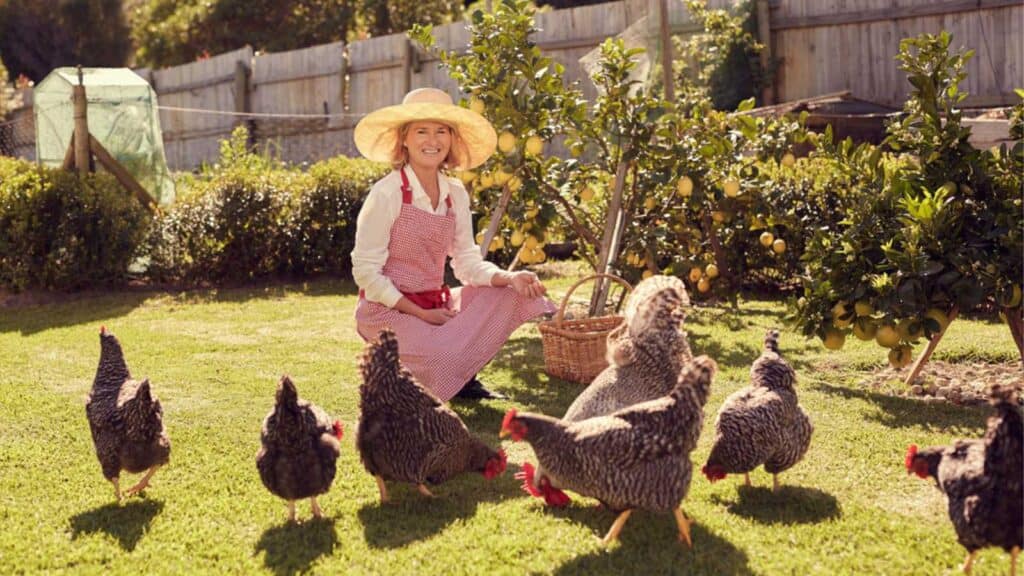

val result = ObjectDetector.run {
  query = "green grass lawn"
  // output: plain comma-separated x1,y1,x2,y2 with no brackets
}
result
0,275,1018,575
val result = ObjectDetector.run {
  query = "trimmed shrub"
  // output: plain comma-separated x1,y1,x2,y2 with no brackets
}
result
0,156,150,291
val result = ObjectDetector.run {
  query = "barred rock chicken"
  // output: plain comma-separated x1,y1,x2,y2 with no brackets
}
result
86,327,171,501
905,385,1023,575
563,274,692,422
356,329,507,502
503,356,717,545
256,376,343,522
702,329,812,491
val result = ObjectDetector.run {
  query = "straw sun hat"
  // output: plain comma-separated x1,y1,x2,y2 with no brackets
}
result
354,88,497,170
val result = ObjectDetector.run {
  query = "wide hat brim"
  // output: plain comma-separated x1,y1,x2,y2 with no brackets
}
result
354,102,497,170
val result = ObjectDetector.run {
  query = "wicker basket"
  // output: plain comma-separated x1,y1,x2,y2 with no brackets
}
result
538,273,633,385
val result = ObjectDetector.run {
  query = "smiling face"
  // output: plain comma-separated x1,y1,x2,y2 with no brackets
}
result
402,121,454,172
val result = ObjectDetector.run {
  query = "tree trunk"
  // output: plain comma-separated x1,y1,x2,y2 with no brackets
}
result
903,306,959,386
1004,306,1024,363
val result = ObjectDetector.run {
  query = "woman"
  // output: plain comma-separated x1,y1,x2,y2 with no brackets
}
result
351,87,555,401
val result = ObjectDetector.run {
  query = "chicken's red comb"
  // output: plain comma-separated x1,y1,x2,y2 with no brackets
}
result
514,462,544,498
701,464,727,482
501,408,518,433
100,325,107,335
904,444,918,471
333,420,344,440
543,486,571,508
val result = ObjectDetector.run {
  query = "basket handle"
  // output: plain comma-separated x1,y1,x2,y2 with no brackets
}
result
553,273,633,326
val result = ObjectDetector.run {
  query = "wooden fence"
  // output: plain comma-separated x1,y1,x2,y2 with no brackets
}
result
3,0,1021,171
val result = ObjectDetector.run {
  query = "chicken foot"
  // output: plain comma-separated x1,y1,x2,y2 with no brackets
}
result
311,496,323,519
124,465,161,498
674,508,693,547
286,500,297,523
962,550,976,575
600,509,633,545
417,484,436,498
110,477,122,502
772,474,779,492
744,473,751,486
1011,546,1019,576
375,476,390,503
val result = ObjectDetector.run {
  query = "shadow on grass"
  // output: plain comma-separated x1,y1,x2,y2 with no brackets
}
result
68,498,164,551
357,471,523,549
254,517,338,576
817,383,988,433
711,484,841,525
486,335,586,418
549,506,752,575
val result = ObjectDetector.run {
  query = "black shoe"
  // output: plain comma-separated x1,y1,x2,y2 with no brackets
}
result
454,377,508,400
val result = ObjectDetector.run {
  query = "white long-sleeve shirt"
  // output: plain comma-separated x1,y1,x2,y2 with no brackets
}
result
351,168,502,308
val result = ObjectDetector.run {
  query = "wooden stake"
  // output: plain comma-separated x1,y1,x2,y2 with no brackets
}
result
659,0,674,102
590,156,630,316
1005,306,1024,362
61,132,76,171
480,178,514,258
72,67,90,173
755,0,775,105
89,135,156,212
904,306,959,386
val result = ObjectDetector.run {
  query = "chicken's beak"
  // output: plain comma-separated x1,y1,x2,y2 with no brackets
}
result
499,428,510,439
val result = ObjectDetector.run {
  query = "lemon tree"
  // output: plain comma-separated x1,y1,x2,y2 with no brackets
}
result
793,32,1024,368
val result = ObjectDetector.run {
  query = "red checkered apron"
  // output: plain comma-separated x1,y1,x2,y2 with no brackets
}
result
355,168,556,401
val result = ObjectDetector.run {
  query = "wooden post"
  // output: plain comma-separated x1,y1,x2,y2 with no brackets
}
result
89,135,156,211
659,0,674,101
61,132,76,170
590,156,630,316
480,179,513,258
755,0,775,105
338,48,348,127
234,60,252,145
903,307,959,386
1005,307,1024,361
72,66,90,173
402,38,413,95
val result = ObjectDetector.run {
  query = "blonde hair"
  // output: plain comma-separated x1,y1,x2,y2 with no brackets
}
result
390,122,465,171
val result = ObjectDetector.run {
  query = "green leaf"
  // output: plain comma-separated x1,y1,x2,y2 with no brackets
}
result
736,97,756,112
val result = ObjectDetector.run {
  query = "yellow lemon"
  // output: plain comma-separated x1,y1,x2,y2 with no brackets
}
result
1009,285,1023,308
510,230,525,247
853,318,877,341
896,318,923,341
854,300,874,316
479,173,495,189
524,136,544,156
488,237,504,252
524,235,539,250
697,277,711,293
494,170,512,186
889,345,914,368
875,324,900,348
823,329,845,351
705,264,719,279
781,152,796,167
772,239,786,254
580,186,594,202
924,308,950,332
508,176,522,192
723,179,740,198
525,207,539,219
759,231,774,247
469,97,485,115
688,267,703,283
832,301,849,319
677,176,694,198
644,197,656,211
531,247,547,263
712,211,726,223
497,132,517,154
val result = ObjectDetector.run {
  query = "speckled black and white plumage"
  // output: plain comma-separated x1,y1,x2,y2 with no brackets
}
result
86,329,171,484
509,356,715,512
909,386,1022,558
256,376,341,503
562,274,692,423
356,329,503,488
703,329,812,482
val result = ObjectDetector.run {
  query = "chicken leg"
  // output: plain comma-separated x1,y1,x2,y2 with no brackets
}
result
962,550,977,575
1011,546,1019,576
744,473,751,486
417,484,435,498
286,500,297,523
311,497,323,519
600,509,633,545
772,474,779,492
375,476,390,503
124,465,161,498
673,508,693,547
111,477,122,502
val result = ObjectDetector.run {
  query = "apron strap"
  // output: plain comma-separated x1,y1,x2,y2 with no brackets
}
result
399,167,413,204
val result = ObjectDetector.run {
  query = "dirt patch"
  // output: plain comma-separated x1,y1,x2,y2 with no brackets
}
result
859,360,1023,405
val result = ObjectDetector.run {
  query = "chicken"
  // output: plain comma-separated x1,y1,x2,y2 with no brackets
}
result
563,274,692,422
702,329,812,491
86,326,171,501
905,385,1023,575
502,356,717,546
356,329,507,503
256,376,343,522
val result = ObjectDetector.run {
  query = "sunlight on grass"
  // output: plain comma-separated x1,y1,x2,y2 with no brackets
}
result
0,276,1017,574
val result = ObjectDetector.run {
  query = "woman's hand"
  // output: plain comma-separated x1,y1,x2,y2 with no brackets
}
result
419,307,457,325
508,271,547,299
